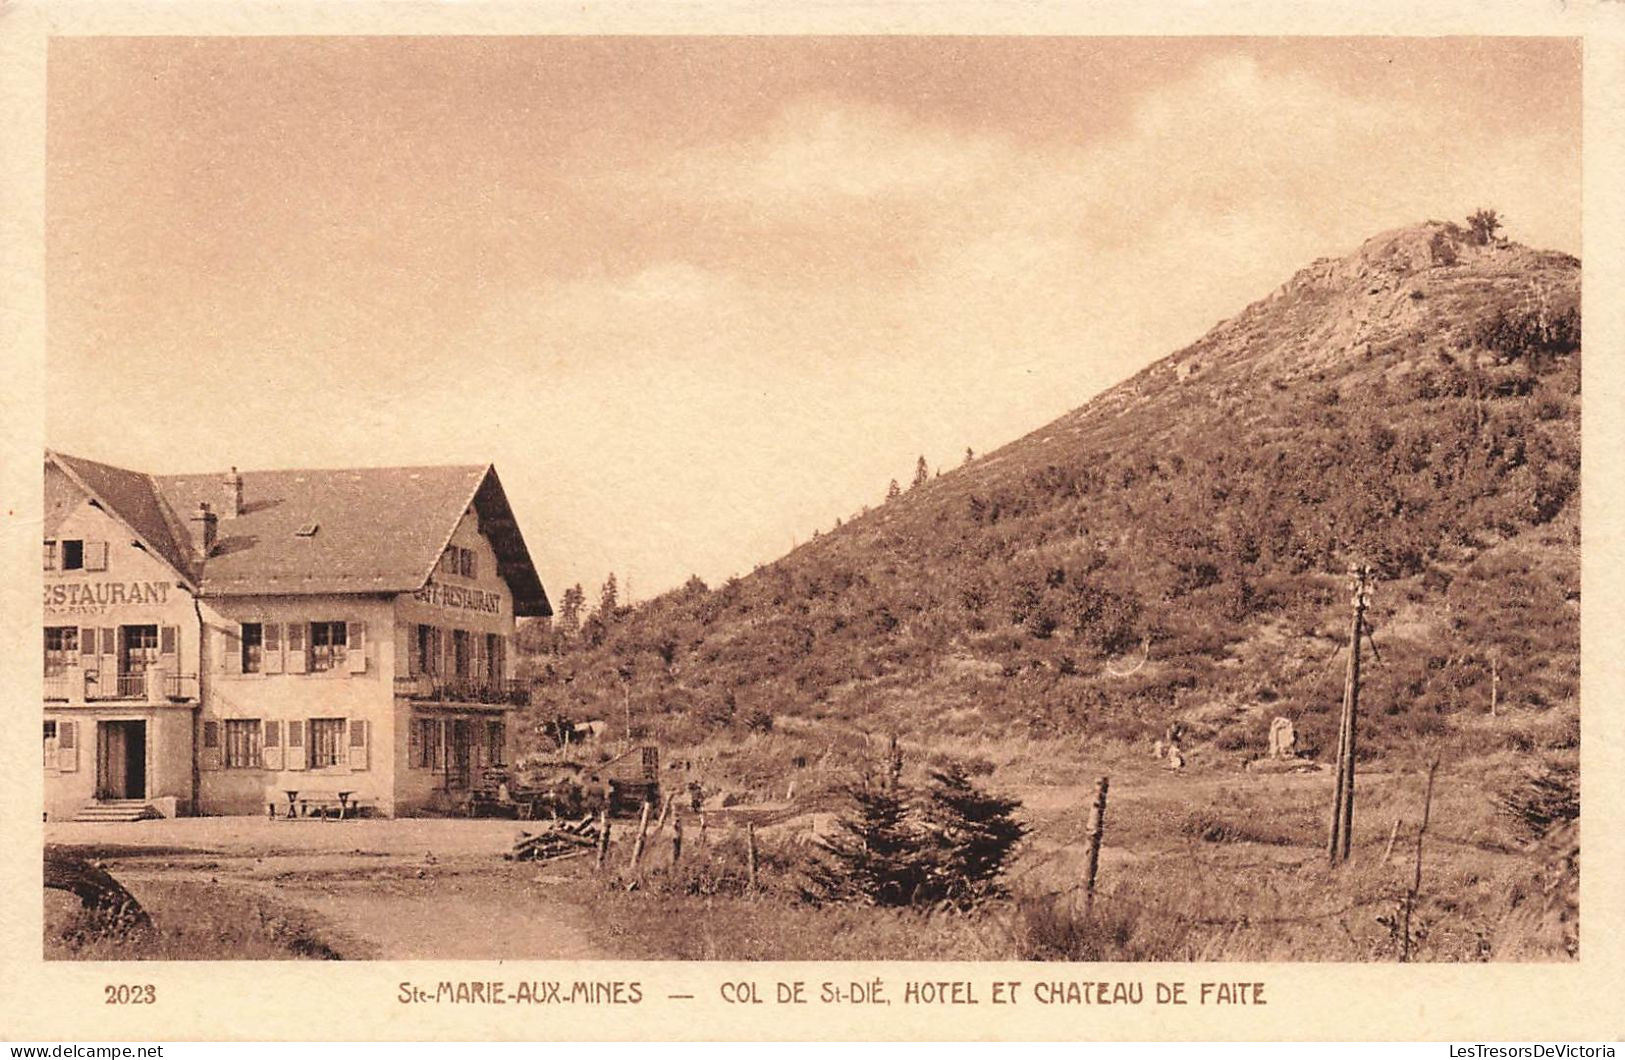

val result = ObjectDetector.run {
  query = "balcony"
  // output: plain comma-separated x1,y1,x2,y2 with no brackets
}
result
395,674,530,707
44,668,198,705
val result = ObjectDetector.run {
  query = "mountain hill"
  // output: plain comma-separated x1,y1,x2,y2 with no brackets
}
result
519,221,1580,769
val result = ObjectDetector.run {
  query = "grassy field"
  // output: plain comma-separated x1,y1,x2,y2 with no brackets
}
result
563,737,1575,963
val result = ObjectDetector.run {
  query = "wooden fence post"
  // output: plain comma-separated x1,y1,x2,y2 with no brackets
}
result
629,800,652,869
1381,817,1402,865
746,821,759,891
1400,759,1439,962
699,811,708,849
1082,775,1110,917
594,808,611,871
672,812,683,864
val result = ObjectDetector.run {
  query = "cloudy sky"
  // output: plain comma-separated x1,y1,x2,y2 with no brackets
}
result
46,36,1580,601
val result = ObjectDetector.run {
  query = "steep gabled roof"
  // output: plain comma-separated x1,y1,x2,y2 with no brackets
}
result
43,451,552,617
46,450,198,583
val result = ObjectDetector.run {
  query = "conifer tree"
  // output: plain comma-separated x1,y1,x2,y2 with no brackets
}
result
912,455,930,489
886,479,902,501
558,584,586,633
598,572,619,617
919,765,1028,909
802,779,926,907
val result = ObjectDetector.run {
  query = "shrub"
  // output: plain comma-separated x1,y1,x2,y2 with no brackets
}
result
1178,811,1292,846
1495,758,1578,843
1013,890,1195,961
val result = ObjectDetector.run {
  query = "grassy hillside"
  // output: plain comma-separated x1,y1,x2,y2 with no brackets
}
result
517,221,1580,779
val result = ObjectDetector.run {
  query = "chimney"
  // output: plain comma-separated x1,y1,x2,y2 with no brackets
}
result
189,502,219,559
222,467,244,517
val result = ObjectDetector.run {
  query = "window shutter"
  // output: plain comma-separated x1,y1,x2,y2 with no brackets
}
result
472,634,485,683
347,622,368,674
79,627,95,664
160,625,178,665
286,623,308,674
200,720,221,770
56,721,78,772
98,627,116,685
348,719,369,769
404,625,419,677
224,624,242,674
286,720,307,770
85,541,109,571
44,541,56,570
408,719,423,768
263,623,284,674
262,720,284,771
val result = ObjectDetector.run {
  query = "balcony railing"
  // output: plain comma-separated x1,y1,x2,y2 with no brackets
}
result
47,669,199,704
395,674,530,707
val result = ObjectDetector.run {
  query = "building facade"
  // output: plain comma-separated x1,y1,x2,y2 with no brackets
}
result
43,451,551,820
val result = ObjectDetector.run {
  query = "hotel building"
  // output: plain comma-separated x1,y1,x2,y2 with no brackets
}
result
42,450,551,820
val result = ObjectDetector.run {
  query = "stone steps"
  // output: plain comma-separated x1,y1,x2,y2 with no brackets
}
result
71,801,162,823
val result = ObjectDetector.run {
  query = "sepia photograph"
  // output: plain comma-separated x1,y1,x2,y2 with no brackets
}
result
34,30,1584,975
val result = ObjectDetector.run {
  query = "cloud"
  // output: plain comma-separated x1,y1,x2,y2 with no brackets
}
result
628,96,1007,208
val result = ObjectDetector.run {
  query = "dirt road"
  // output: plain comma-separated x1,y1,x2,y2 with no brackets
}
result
48,818,604,960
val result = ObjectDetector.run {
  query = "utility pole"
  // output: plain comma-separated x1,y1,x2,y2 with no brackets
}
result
1328,563,1373,864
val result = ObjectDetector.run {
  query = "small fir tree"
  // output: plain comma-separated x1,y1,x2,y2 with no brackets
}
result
886,479,902,501
918,766,1028,909
803,779,926,907
598,572,619,616
912,455,930,489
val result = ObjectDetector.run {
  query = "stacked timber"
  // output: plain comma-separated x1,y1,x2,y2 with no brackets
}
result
507,816,600,862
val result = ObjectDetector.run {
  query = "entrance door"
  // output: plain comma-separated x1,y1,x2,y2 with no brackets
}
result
95,721,147,800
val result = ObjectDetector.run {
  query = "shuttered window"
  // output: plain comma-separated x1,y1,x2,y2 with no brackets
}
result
410,718,442,770
224,719,263,768
84,541,108,571
308,718,345,768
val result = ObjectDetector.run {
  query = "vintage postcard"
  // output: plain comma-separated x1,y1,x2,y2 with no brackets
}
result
1,0,1622,1043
